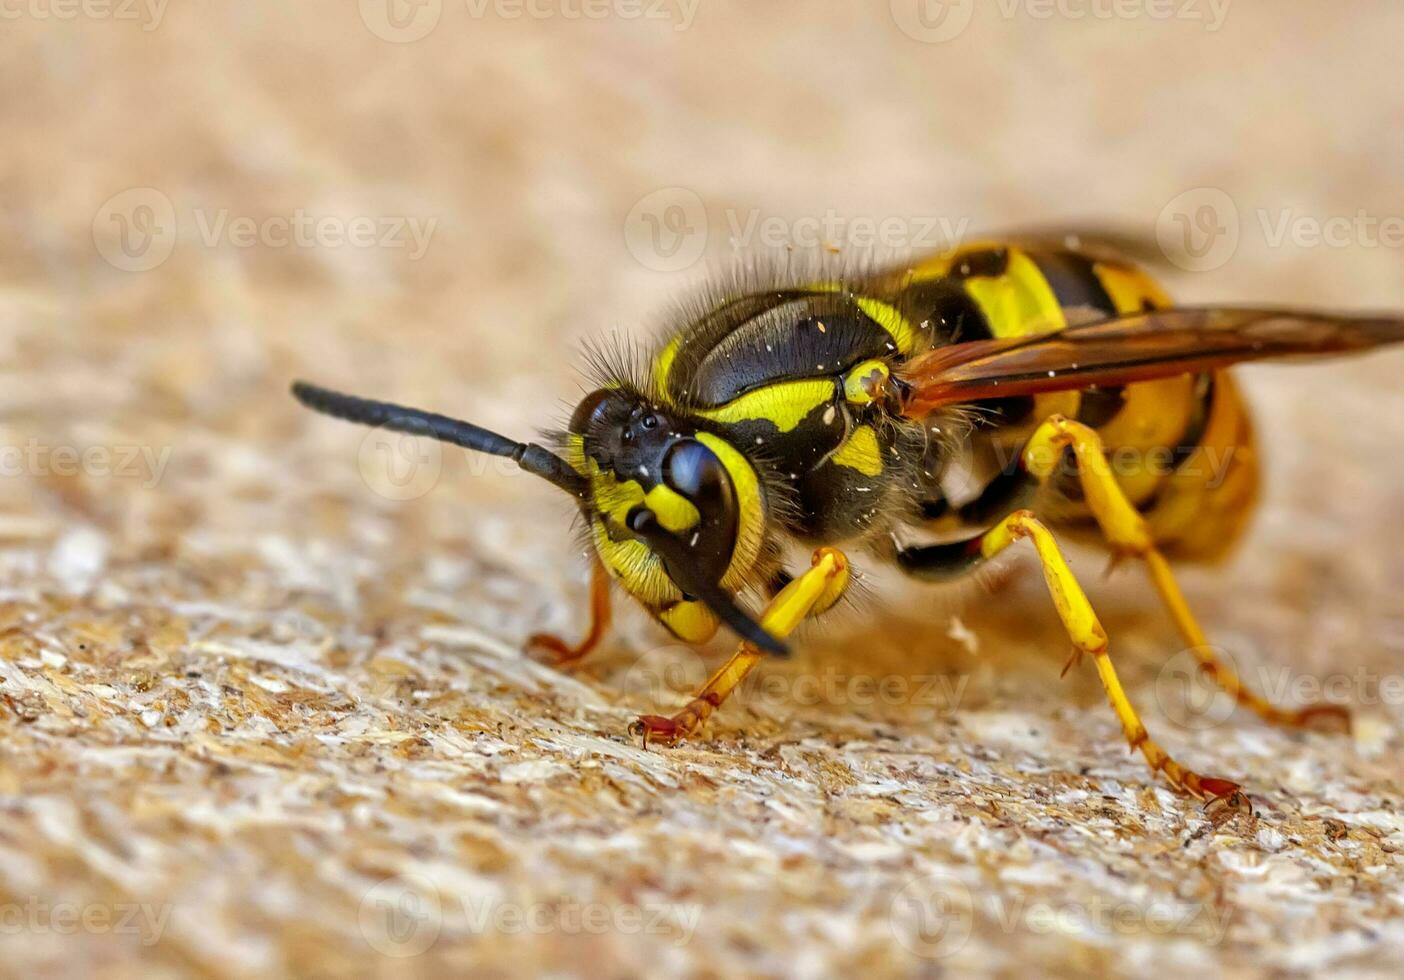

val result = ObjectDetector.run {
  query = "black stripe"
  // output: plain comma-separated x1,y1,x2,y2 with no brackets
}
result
1030,250,1118,319
902,277,994,344
1076,385,1127,428
949,247,1010,280
1169,374,1217,472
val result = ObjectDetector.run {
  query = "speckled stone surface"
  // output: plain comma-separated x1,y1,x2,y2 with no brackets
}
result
2,3,1403,977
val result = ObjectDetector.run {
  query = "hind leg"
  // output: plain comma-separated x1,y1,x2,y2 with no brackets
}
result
1023,414,1349,731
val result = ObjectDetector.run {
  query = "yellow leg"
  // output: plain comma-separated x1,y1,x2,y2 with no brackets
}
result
629,547,850,746
1024,415,1349,732
983,510,1249,809
527,560,613,666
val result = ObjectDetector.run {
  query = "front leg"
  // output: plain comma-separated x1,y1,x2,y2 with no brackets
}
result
527,559,612,666
630,547,849,746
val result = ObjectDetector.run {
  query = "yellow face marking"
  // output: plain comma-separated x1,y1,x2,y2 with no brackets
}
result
843,359,889,406
589,522,677,606
643,483,700,534
658,600,719,644
696,379,835,432
961,248,1066,338
829,425,883,477
694,431,764,591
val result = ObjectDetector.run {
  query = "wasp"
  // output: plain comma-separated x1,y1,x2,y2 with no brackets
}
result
292,238,1404,810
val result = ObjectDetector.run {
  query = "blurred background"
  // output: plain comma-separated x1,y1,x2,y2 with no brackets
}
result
2,2,1403,977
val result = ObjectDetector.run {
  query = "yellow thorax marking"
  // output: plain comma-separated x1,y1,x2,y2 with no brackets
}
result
653,335,682,392
855,297,920,354
843,359,890,406
807,281,921,355
696,379,835,432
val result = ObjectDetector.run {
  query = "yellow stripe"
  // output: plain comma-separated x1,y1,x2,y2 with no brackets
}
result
695,431,764,590
653,336,682,393
802,283,921,355
696,379,834,432
1093,261,1173,314
904,239,1010,281
962,248,1066,338
855,297,920,355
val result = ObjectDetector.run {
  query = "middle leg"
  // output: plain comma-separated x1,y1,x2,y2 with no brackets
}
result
630,547,849,746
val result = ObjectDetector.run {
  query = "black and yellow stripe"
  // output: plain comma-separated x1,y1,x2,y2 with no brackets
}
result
897,241,1257,559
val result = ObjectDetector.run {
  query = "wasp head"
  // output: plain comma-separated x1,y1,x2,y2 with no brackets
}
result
566,387,781,653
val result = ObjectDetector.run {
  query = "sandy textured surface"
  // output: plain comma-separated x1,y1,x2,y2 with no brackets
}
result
2,2,1404,977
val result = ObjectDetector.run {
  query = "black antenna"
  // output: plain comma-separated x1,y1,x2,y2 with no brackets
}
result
291,381,587,499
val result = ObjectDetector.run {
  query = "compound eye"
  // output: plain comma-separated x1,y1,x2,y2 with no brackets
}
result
568,388,619,434
663,439,728,503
